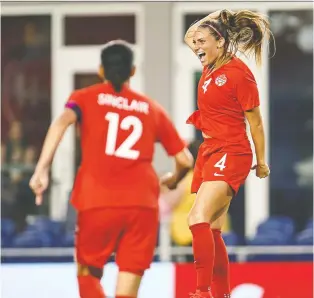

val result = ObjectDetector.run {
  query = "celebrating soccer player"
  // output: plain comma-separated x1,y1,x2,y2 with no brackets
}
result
184,9,272,298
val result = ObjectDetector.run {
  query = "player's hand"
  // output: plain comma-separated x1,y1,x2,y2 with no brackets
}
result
160,172,177,190
29,168,49,206
251,163,270,179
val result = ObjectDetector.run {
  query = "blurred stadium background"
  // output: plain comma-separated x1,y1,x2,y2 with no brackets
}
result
1,1,313,297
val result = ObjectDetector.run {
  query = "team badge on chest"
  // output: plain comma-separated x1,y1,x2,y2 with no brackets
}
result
215,74,227,86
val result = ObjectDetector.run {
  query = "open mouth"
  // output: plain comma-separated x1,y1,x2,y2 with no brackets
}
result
197,52,206,63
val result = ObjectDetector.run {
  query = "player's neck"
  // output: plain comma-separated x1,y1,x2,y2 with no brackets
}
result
206,53,233,76
103,80,130,88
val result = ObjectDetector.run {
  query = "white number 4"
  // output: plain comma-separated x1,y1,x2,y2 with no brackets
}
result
202,78,212,94
105,112,143,160
214,153,227,171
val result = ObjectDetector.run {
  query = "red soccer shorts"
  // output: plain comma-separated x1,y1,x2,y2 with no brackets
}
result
191,138,253,195
75,207,159,275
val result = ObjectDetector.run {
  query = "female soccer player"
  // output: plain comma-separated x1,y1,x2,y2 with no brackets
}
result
184,9,272,298
29,40,193,298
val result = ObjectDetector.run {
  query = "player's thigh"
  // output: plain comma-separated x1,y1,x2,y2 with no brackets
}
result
191,143,206,193
116,207,159,275
210,202,230,230
188,181,233,226
188,152,252,226
203,151,252,194
75,208,124,269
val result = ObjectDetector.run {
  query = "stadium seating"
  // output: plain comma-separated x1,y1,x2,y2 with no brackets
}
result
247,216,295,246
63,231,75,247
1,218,16,248
1,216,313,250
3,217,65,248
295,218,313,245
12,230,54,248
222,232,239,246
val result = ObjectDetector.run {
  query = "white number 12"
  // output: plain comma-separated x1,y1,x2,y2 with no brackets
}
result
105,112,143,160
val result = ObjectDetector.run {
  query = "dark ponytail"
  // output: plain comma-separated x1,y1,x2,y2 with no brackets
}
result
101,40,133,92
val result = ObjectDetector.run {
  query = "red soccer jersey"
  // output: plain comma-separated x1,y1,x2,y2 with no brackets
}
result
65,83,186,211
186,56,260,143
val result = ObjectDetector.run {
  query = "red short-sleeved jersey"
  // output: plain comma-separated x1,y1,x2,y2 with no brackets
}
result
186,56,260,143
65,83,186,211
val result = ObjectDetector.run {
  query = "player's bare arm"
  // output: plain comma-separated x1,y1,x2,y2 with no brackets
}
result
184,10,222,50
29,108,77,205
245,106,270,179
160,147,194,190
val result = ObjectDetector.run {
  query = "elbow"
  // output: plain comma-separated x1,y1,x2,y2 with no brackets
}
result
184,29,190,40
184,29,195,46
184,35,189,45
182,158,194,170
249,123,264,139
250,122,263,132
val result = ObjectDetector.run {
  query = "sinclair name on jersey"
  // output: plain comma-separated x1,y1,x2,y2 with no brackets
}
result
98,93,149,115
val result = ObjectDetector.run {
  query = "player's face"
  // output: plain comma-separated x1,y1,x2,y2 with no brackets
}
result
193,27,221,66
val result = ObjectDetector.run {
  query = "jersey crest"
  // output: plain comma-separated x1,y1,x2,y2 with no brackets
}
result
215,74,227,86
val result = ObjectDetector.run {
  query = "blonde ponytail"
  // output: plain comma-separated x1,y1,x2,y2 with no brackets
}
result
199,9,275,68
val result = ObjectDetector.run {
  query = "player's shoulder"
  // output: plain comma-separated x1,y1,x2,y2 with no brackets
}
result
70,83,104,99
126,88,164,113
224,56,255,82
147,97,169,116
126,88,151,103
